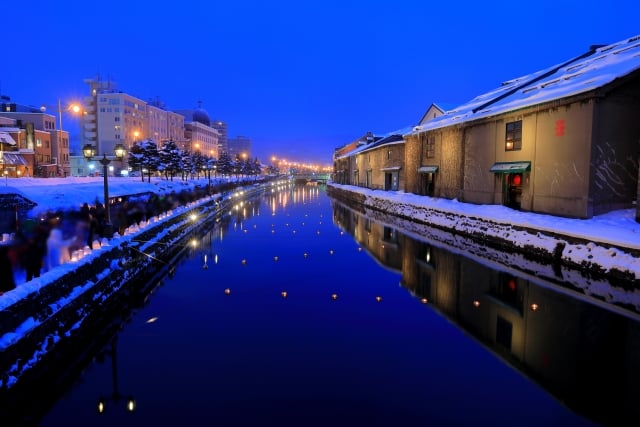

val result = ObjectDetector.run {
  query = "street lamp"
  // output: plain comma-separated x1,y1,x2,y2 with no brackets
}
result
41,100,81,177
83,143,126,238
132,130,140,151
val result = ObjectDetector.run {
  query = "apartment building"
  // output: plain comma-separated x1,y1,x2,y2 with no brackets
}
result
175,106,220,159
0,98,70,177
227,135,252,159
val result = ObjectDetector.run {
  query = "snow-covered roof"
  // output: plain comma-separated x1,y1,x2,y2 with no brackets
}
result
0,131,17,145
335,128,410,160
409,34,640,135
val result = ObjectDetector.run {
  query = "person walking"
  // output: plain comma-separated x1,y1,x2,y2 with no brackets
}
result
0,244,16,294
22,221,50,282
46,228,75,271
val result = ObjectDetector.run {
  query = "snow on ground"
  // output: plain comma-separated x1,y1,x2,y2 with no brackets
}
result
0,175,219,215
330,183,640,250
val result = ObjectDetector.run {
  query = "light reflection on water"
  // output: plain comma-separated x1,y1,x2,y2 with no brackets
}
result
36,184,606,427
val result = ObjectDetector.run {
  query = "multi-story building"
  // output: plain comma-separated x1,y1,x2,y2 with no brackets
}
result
175,105,219,159
77,78,140,176
0,97,70,177
84,78,147,156
211,119,228,155
227,135,252,159
78,77,190,176
147,98,186,147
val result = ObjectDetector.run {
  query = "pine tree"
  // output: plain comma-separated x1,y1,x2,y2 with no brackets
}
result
159,139,182,181
128,142,145,182
139,139,160,183
216,152,233,177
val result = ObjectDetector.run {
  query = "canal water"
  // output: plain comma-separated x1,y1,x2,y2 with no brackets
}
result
28,183,637,426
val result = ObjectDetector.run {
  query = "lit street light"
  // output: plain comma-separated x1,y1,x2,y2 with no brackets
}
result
83,143,126,238
40,100,81,177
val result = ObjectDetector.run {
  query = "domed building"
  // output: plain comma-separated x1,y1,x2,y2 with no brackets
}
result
192,107,211,127
174,102,219,159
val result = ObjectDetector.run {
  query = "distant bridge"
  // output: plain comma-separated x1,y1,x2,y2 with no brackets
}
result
292,173,331,185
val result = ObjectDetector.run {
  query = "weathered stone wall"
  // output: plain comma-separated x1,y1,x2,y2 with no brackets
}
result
327,183,640,284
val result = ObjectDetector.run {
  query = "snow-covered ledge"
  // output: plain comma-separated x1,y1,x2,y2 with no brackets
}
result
327,183,640,283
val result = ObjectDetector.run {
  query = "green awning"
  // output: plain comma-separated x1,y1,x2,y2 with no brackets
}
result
490,161,531,173
418,165,439,173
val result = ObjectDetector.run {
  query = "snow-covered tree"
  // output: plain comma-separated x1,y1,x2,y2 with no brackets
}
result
180,151,193,180
191,151,206,178
130,139,160,183
127,142,145,182
216,152,233,177
159,139,182,181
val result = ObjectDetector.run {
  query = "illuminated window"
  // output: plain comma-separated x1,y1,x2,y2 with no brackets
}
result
505,120,522,151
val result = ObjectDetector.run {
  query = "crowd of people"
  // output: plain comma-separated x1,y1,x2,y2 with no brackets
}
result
0,182,239,294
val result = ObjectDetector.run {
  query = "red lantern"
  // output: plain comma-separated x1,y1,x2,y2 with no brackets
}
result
512,174,522,186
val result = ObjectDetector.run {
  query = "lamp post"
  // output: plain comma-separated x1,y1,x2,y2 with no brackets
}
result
41,100,81,177
83,143,126,238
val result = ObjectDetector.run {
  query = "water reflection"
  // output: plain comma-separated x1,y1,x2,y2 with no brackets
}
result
15,183,612,427
333,200,640,426
96,337,136,415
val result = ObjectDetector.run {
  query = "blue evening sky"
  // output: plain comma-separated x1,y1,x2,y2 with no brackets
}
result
1,0,638,164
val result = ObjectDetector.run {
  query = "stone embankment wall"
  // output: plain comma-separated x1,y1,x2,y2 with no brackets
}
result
0,184,265,394
327,184,640,287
